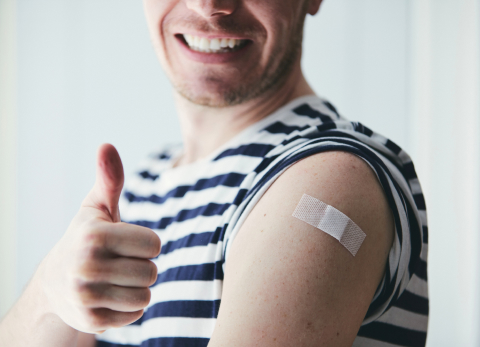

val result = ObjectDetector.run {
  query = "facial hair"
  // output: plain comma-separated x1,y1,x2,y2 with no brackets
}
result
170,9,307,107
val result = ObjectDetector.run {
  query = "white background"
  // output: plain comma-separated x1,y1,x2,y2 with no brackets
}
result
1,0,479,345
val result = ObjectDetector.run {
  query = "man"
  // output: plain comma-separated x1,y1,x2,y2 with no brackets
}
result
0,0,428,346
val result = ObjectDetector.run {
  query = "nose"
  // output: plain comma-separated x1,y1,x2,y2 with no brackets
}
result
185,0,237,18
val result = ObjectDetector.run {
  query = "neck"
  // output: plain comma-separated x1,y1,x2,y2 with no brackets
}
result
173,64,315,166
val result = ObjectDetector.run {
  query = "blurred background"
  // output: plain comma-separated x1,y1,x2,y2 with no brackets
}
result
1,0,479,345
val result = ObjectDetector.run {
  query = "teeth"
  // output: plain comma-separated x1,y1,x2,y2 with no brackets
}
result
199,37,209,50
220,38,229,48
210,38,220,50
183,34,246,53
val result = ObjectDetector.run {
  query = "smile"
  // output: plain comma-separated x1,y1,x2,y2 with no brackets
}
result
182,34,249,54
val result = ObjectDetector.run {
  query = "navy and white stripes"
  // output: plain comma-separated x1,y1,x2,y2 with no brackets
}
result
96,95,428,347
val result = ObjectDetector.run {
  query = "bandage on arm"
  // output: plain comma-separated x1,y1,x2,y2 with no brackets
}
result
292,194,366,256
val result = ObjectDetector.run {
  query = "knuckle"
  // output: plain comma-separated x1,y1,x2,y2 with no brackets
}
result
148,262,158,285
110,310,143,329
128,288,151,308
142,229,161,257
77,234,109,273
137,288,151,307
152,234,161,257
78,291,97,308
73,280,91,298
78,261,107,282
76,282,106,307
79,219,110,251
80,218,101,236
85,308,108,330
82,228,107,249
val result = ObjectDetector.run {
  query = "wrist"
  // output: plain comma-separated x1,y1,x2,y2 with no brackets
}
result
34,257,54,314
0,255,78,347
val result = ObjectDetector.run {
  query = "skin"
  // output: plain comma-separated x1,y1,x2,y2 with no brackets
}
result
145,0,309,107
208,152,393,346
143,0,320,165
0,1,394,346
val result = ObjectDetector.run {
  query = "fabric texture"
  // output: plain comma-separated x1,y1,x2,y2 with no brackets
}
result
96,95,429,347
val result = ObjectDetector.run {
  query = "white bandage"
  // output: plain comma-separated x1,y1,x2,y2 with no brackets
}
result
292,194,366,256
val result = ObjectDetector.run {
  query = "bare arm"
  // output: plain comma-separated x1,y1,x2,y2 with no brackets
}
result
0,270,96,347
0,268,82,346
208,151,394,346
0,144,160,347
0,271,97,347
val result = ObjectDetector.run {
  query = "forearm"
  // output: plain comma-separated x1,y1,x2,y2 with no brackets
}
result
0,262,80,347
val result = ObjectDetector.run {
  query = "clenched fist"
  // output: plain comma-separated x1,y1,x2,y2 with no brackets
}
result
40,144,161,334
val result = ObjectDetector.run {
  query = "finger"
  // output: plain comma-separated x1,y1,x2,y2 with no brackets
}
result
84,143,125,222
90,257,158,287
81,284,151,312
88,308,144,332
105,222,161,258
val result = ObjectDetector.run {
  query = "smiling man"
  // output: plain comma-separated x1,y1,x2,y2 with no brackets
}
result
0,1,429,346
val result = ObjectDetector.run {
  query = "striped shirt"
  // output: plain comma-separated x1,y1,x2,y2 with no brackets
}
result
96,95,429,347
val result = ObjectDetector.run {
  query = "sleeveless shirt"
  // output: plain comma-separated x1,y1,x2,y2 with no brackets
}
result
96,95,429,347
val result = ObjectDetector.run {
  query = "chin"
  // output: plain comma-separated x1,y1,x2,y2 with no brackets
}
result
183,93,243,108
171,47,299,108
183,93,232,107
175,81,257,107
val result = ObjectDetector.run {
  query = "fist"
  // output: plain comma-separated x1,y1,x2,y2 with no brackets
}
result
41,144,161,333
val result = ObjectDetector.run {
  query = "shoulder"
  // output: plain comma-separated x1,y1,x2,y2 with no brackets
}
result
277,151,384,211
251,150,394,251
210,151,395,346
234,151,395,272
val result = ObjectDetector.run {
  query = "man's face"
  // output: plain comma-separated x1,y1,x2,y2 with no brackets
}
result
143,0,311,107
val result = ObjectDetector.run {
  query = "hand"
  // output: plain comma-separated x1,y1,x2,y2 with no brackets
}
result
40,144,161,334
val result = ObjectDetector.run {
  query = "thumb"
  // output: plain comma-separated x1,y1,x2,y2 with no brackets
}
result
86,143,125,222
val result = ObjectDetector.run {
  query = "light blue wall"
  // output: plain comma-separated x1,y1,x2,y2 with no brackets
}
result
304,0,409,150
16,0,180,292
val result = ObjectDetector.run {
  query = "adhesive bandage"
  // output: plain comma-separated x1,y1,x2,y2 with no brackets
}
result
292,194,366,256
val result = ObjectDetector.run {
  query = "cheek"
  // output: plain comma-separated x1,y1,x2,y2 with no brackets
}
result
247,2,304,52
143,0,178,40
142,0,159,26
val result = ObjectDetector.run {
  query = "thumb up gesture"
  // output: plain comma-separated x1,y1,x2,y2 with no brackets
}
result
41,144,161,334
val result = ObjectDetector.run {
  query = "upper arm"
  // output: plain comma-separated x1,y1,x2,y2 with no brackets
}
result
208,151,394,347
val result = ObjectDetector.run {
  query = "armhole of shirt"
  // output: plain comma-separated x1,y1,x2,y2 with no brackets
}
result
222,143,421,324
